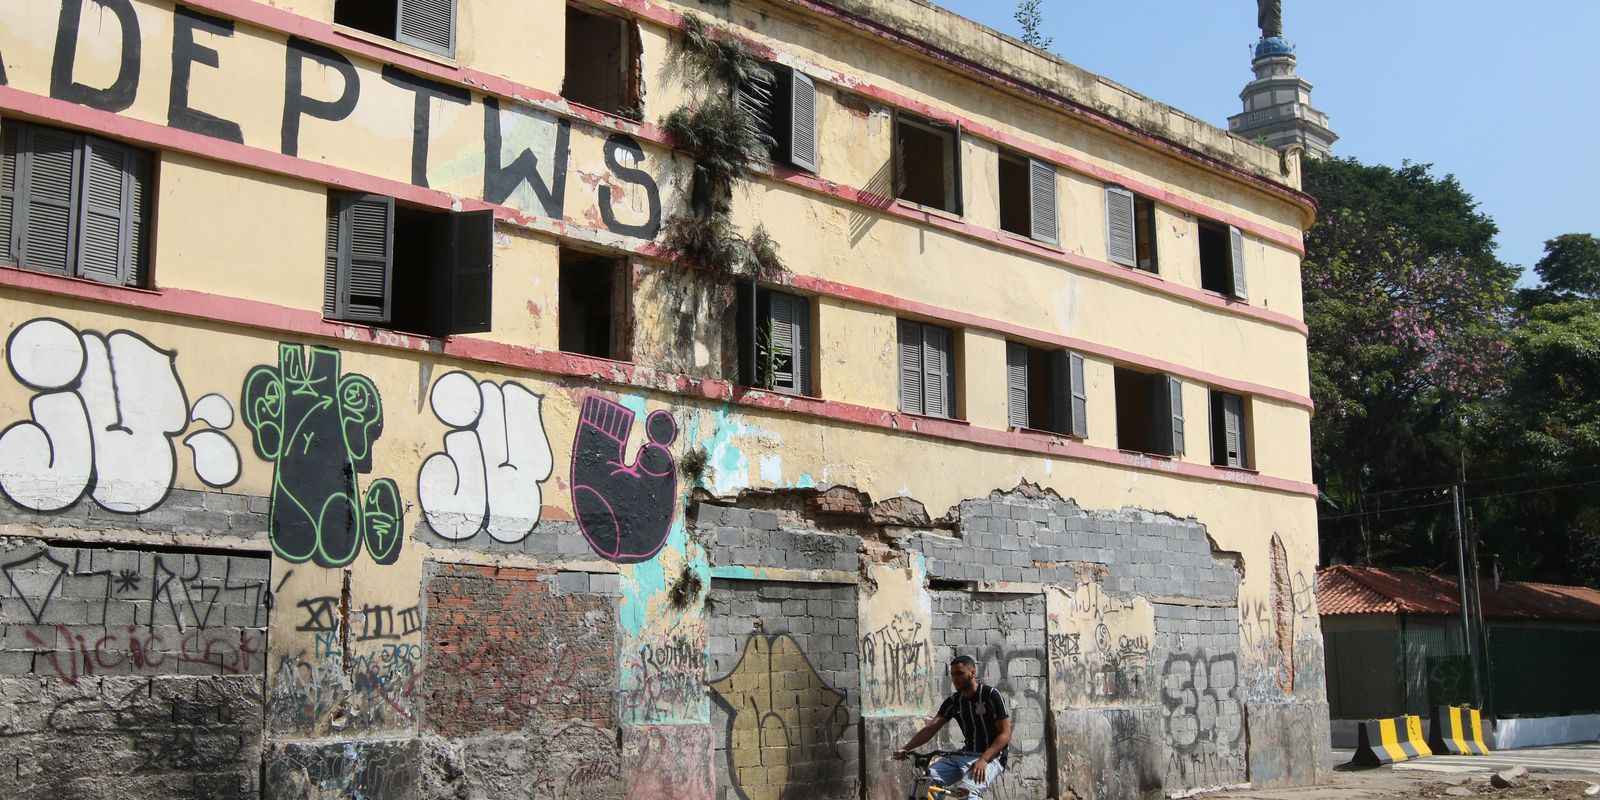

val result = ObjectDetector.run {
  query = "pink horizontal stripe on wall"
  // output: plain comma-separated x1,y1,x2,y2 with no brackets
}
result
0,266,1318,498
0,86,1309,409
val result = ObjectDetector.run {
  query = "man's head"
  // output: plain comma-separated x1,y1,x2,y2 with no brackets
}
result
948,655,978,691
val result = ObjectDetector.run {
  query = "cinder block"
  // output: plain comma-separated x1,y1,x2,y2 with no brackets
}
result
555,572,590,594
750,510,779,530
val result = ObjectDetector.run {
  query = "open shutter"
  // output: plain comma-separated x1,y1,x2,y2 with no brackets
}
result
125,149,150,287
789,71,818,172
397,0,454,56
923,325,952,418
791,294,812,395
898,319,924,415
769,291,797,391
1029,159,1058,244
76,137,135,285
1105,185,1136,267
1223,392,1245,468
18,125,81,276
324,194,344,318
737,65,776,156
1228,225,1248,300
737,280,757,387
1048,350,1085,437
1167,375,1185,456
950,121,964,216
446,209,494,334
1006,342,1029,428
342,194,394,323
1,124,19,264
1068,351,1088,438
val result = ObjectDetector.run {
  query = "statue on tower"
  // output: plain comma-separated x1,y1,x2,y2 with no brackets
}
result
1257,0,1283,39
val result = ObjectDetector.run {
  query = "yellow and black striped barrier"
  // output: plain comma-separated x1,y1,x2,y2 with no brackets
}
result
1429,705,1490,756
1352,714,1433,766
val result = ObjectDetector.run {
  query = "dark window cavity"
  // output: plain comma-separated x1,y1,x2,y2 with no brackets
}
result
1114,367,1184,456
334,0,455,57
558,248,630,360
0,120,152,287
898,319,957,418
1210,389,1249,468
895,113,961,214
563,4,639,117
998,149,1057,244
1006,343,1085,437
737,284,813,395
324,191,493,335
1106,185,1158,273
736,63,818,172
1198,218,1248,300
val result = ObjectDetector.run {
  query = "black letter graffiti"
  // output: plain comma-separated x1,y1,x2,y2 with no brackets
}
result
599,133,661,239
296,596,340,632
569,395,677,563
168,7,243,143
380,66,471,188
482,96,571,213
51,0,142,112
241,344,403,568
281,37,360,158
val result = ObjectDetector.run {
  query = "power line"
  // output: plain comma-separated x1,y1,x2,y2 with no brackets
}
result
1333,463,1600,503
1317,476,1600,522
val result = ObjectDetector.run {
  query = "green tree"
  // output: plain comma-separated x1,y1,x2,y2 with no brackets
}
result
1014,0,1053,49
1532,233,1600,299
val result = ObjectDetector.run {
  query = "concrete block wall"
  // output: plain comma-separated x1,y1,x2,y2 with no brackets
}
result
0,489,268,542
699,503,861,573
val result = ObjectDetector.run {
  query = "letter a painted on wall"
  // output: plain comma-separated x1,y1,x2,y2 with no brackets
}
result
570,395,677,563
242,344,403,567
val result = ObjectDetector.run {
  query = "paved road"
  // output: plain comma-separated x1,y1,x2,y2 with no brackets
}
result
1214,744,1600,798
1333,743,1600,776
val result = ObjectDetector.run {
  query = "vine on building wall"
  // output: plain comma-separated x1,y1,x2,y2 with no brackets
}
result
660,13,785,280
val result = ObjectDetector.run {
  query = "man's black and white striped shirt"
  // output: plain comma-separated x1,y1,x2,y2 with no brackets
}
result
938,684,1010,766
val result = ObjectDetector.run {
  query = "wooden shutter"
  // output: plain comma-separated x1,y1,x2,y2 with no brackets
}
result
17,125,81,276
323,194,342,318
897,319,924,415
1166,375,1185,456
1223,392,1246,468
1068,351,1088,438
1029,158,1058,244
1,123,19,264
75,137,142,285
1228,224,1248,301
769,291,797,391
1050,350,1087,438
923,324,952,418
791,293,812,395
446,209,494,334
1006,342,1029,428
1105,185,1136,267
397,0,454,56
950,121,964,216
737,280,757,387
737,65,776,155
340,193,394,323
789,71,817,172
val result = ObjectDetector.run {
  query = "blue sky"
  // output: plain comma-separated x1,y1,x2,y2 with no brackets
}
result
934,0,1600,283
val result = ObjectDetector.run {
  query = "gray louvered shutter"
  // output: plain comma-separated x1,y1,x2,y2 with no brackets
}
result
789,71,817,172
1167,375,1185,456
18,125,81,276
1006,342,1028,428
397,0,454,56
446,209,494,334
323,194,342,317
923,325,951,418
737,280,757,387
1105,185,1135,267
1223,392,1245,467
769,291,796,391
1,124,19,264
1047,349,1082,437
76,137,146,286
1067,351,1087,438
1029,159,1057,244
1228,224,1248,301
788,293,813,395
343,194,394,323
898,319,924,415
124,149,150,287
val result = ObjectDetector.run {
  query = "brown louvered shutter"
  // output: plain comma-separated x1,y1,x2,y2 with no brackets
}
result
445,209,494,334
1006,341,1028,428
76,137,147,286
323,193,343,318
343,194,394,323
769,290,796,391
1228,224,1248,301
1,123,19,264
898,319,924,415
1223,392,1246,468
18,125,81,276
789,71,817,173
1105,185,1136,267
922,324,952,418
397,0,454,56
1029,158,1058,245
1167,375,1185,456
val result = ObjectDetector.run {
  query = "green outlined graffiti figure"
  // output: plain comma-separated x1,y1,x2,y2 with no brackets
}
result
242,344,403,567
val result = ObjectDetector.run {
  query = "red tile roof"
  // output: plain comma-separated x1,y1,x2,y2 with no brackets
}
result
1317,565,1600,623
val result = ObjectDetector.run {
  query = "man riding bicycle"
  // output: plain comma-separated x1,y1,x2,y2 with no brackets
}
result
892,655,1013,798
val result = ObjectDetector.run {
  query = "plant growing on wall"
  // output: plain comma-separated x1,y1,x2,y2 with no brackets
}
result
660,13,786,280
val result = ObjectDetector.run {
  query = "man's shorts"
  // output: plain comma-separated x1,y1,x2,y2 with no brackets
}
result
929,752,1005,797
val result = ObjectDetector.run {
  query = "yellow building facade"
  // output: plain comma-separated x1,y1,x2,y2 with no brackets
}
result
0,0,1329,797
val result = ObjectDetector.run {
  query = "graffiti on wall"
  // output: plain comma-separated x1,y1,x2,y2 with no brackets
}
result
623,631,707,723
624,724,715,800
0,319,240,513
710,633,851,800
860,611,928,711
418,371,554,543
571,395,678,564
1047,581,1156,708
1160,651,1245,787
242,343,403,567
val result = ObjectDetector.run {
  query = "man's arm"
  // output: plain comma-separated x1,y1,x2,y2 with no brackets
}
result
891,716,949,759
969,718,1012,781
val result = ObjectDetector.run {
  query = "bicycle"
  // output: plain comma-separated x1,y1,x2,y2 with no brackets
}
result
898,749,975,799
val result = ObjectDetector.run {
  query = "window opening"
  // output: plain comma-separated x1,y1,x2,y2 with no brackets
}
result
558,248,629,360
564,5,639,117
895,114,961,214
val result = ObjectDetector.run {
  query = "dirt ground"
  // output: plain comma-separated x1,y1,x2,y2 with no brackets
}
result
1208,768,1600,800
1392,777,1599,799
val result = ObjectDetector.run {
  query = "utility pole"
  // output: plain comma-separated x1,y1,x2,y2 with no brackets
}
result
1452,484,1482,707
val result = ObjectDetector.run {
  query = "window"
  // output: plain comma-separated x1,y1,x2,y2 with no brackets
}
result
334,0,454,57
736,63,818,172
0,120,152,287
998,150,1057,244
1210,390,1249,468
564,4,640,117
898,319,956,417
1006,343,1085,436
559,248,629,360
1105,185,1157,272
324,191,493,335
894,113,961,214
1198,218,1248,300
737,283,813,395
1114,367,1183,456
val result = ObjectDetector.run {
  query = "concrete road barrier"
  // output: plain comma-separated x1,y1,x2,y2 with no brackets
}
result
1353,714,1433,766
1430,705,1491,756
